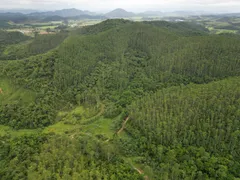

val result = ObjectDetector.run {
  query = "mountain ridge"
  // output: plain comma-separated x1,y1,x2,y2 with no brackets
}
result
105,8,135,18
29,8,96,17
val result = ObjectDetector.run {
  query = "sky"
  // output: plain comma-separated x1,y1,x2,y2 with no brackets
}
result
1,0,240,13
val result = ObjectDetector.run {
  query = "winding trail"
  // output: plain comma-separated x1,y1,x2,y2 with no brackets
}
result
118,116,150,179
117,116,129,134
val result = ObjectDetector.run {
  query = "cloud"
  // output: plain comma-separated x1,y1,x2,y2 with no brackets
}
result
0,0,240,12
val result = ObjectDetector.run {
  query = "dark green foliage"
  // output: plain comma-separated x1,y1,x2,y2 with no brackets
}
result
0,52,61,129
24,33,67,56
0,95,57,129
0,134,142,180
127,77,240,179
0,52,56,90
0,30,29,45
55,21,240,108
74,19,132,35
1,33,68,60
144,21,209,36
0,134,47,180
0,30,30,56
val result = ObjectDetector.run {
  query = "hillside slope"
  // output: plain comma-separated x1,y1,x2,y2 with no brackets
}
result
0,19,240,180
55,20,240,108
125,77,240,179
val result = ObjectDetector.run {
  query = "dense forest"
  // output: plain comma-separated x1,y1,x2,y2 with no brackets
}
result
0,30,30,56
0,32,68,60
0,19,239,179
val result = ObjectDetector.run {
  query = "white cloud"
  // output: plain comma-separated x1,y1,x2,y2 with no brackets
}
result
0,0,240,12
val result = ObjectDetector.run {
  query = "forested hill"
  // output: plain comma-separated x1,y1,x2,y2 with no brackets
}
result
0,30,30,55
144,21,209,36
0,19,240,179
0,32,68,60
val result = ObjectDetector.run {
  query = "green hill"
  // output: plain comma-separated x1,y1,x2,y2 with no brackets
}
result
0,19,239,179
55,21,240,108
144,21,209,36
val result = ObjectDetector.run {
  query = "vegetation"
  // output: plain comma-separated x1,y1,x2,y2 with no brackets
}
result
126,77,240,179
0,30,30,56
144,21,209,36
1,33,68,60
0,19,239,179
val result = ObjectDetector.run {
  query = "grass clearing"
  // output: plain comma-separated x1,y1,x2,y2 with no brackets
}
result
0,125,39,137
130,17,143,21
215,29,238,34
206,26,238,34
58,106,86,124
39,26,58,30
42,121,81,135
83,117,114,138
43,105,104,135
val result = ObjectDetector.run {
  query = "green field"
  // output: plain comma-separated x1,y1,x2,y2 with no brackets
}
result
0,125,39,137
39,25,58,30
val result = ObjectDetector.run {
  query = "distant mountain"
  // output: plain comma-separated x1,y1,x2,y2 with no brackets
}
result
0,13,28,23
69,15,106,20
139,11,208,17
138,11,164,17
105,8,135,18
211,13,240,18
162,11,208,17
0,9,38,14
41,15,65,22
30,8,95,17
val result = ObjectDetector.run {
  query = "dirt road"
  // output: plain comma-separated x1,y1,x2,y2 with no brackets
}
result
117,116,129,134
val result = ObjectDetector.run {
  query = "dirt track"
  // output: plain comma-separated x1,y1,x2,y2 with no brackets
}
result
117,116,129,134
118,116,150,179
134,166,149,180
